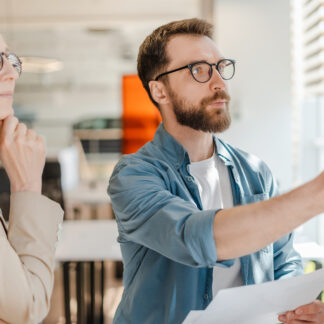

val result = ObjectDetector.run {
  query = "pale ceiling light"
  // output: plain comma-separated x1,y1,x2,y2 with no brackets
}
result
20,57,64,73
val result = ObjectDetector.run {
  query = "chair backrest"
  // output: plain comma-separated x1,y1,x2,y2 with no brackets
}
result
42,160,65,211
0,168,10,221
0,161,65,220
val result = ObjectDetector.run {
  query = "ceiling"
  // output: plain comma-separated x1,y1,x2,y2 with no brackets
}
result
0,0,207,28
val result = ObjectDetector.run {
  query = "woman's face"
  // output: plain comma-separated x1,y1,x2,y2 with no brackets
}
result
0,34,17,120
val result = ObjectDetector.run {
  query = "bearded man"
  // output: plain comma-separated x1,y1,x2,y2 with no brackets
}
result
108,18,324,324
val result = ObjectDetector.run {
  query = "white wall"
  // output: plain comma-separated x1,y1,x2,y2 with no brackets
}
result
215,0,292,191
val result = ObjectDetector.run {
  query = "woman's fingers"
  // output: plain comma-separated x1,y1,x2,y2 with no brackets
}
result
0,115,18,141
14,122,27,138
0,116,46,193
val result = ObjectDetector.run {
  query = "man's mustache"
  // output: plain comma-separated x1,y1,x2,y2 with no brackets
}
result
200,90,231,107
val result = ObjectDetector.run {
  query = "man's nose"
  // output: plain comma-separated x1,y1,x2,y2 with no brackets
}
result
209,65,227,91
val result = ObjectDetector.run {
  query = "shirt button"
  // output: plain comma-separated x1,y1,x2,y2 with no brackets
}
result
203,294,209,300
187,176,194,182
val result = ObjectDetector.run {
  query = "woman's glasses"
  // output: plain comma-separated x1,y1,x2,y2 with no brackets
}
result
0,52,22,77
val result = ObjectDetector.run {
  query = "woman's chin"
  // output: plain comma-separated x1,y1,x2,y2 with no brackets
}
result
0,104,14,120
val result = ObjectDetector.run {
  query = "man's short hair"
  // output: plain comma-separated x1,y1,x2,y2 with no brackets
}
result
137,18,214,108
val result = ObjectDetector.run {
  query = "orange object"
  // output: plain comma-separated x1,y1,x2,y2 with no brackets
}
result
122,74,161,154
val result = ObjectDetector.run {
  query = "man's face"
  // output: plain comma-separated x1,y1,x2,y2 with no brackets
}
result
163,34,231,133
0,34,16,121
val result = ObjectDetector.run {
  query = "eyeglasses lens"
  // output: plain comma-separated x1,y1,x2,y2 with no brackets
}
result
218,60,234,80
191,60,234,82
0,53,22,76
8,54,22,75
191,63,211,82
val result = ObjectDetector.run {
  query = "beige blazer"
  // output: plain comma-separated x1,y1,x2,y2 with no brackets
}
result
0,191,63,324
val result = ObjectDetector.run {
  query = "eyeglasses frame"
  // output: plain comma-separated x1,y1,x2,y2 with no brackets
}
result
154,58,236,83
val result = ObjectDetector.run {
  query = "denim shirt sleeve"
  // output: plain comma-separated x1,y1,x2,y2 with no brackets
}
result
108,159,234,268
264,163,304,279
273,232,304,280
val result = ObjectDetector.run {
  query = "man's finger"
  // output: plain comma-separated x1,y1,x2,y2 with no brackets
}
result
295,300,322,315
278,310,295,322
286,320,315,324
278,314,287,322
293,312,318,321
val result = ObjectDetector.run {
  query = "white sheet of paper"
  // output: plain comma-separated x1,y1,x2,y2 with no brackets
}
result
182,311,203,324
183,268,324,324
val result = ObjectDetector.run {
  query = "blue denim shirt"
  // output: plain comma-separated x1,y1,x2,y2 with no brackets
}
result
108,124,303,324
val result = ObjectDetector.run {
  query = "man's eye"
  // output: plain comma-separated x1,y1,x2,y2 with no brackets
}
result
192,66,203,75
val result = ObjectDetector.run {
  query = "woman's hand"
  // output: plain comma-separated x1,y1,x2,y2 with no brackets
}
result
0,115,46,193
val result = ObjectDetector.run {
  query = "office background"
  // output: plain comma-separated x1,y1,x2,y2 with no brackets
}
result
0,0,323,323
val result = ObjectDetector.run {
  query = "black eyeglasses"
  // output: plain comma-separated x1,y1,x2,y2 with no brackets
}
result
155,59,235,83
0,52,22,77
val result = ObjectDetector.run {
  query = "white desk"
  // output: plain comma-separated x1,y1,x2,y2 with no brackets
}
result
55,219,122,262
55,219,122,324
64,183,111,206
64,183,112,220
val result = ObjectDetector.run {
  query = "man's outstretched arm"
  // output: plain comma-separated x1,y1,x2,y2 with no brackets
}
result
214,173,324,260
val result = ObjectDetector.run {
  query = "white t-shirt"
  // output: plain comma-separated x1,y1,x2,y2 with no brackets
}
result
189,152,243,297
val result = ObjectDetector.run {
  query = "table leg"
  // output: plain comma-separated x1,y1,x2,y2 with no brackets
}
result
63,262,71,324
90,261,95,323
100,261,105,324
64,260,107,324
76,262,85,324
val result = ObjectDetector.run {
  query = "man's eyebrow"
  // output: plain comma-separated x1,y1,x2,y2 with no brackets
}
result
189,57,226,65
189,59,207,64
184,59,210,66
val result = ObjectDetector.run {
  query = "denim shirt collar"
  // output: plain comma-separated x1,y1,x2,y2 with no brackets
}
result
153,123,234,168
214,137,234,167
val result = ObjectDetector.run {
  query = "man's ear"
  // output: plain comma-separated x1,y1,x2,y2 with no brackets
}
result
149,81,169,105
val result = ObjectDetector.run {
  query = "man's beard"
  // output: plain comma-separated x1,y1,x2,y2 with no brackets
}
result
169,88,231,133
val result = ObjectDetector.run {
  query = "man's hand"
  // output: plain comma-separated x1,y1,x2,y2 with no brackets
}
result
278,300,324,323
0,115,46,193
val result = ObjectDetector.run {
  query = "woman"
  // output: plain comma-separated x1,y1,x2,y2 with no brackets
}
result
0,34,63,323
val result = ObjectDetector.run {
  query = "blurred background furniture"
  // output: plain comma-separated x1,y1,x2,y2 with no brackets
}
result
0,161,65,221
55,220,122,324
0,167,11,221
122,74,161,154
42,160,65,211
